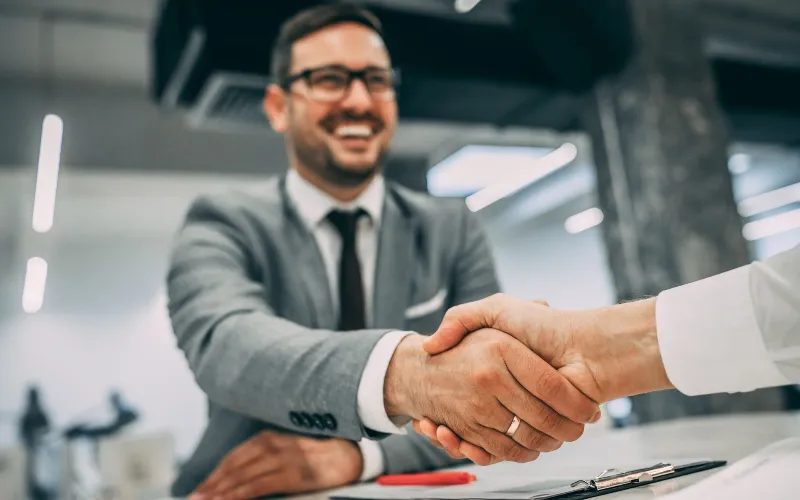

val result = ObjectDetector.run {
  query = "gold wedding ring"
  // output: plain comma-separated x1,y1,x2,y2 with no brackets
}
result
505,415,521,437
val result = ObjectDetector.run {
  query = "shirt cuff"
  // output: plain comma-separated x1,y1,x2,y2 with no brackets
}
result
357,330,414,434
656,263,791,396
357,439,385,482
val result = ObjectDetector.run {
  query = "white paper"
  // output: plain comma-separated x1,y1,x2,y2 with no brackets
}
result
664,437,800,500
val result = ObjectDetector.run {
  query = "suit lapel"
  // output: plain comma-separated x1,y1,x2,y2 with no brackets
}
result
279,178,336,328
373,189,415,329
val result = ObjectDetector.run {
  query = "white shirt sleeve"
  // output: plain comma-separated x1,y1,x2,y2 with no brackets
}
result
357,439,385,481
656,246,800,396
357,330,414,434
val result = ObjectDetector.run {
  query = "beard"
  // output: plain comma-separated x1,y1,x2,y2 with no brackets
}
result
288,110,389,188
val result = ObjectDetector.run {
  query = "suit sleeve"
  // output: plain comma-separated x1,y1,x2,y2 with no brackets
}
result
378,204,502,475
656,245,800,395
167,196,390,441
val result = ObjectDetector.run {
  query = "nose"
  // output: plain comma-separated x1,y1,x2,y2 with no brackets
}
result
340,78,373,111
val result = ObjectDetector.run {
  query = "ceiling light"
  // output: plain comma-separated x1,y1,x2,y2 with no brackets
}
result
465,143,578,212
454,0,483,13
565,207,605,234
728,153,751,175
742,207,800,241
428,144,555,197
32,114,63,233
738,182,800,218
22,257,48,314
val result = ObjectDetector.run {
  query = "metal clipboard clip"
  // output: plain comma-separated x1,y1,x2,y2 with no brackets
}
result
570,463,676,491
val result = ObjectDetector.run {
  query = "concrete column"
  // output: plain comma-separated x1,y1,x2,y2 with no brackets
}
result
583,0,786,422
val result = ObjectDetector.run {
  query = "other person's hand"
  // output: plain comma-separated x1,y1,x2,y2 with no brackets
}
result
414,294,671,464
188,431,363,500
384,329,601,466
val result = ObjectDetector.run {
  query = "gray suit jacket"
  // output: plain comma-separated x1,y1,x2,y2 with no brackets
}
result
167,176,500,495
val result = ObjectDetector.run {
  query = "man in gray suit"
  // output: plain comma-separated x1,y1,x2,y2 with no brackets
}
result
167,4,600,499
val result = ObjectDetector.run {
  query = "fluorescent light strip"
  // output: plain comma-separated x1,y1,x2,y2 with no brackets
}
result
738,182,800,218
742,207,800,241
32,114,64,233
465,142,578,212
728,153,751,175
454,0,483,13
22,257,48,314
565,207,605,234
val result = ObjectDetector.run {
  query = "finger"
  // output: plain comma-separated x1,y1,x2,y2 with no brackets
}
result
496,371,584,444
505,343,600,426
196,438,269,494
424,295,509,354
503,417,563,453
458,440,503,466
423,306,477,354
412,419,423,435
460,406,541,463
217,471,288,500
531,299,549,307
204,457,282,497
435,425,465,459
419,418,440,441
424,294,533,355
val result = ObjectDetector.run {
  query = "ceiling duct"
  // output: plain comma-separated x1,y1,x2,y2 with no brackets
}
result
150,0,632,132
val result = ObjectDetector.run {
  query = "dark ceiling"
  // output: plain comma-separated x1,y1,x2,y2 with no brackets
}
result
151,0,800,145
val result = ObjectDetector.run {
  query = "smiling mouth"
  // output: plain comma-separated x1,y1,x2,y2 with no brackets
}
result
333,124,375,139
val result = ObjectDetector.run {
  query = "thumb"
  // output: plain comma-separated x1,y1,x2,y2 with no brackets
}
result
423,298,500,355
423,318,470,355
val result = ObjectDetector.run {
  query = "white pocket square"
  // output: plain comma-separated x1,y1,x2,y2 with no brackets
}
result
405,288,448,320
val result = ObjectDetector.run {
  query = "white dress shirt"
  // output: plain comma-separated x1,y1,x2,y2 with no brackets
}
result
656,245,800,395
286,170,411,481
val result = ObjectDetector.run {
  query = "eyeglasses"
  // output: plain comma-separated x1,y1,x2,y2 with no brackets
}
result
282,65,399,102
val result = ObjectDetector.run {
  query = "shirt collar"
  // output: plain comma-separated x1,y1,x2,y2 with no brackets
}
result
286,169,385,229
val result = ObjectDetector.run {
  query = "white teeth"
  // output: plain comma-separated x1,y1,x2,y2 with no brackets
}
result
335,124,372,138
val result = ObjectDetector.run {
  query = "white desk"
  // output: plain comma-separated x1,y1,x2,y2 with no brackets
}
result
307,412,800,500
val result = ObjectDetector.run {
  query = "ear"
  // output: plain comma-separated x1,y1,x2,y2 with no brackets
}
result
264,84,289,133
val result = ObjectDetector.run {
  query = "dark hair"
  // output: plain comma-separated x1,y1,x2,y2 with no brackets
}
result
270,3,384,86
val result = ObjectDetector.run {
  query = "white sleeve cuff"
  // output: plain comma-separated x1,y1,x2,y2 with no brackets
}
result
357,439,385,482
656,263,791,396
357,330,414,434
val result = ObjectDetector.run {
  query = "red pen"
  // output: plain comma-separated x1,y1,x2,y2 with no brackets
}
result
377,471,477,486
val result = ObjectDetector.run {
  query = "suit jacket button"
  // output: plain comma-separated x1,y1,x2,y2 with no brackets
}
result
313,414,330,430
289,411,303,427
300,412,314,428
323,413,338,431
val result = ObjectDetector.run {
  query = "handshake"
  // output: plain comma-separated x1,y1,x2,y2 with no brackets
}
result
384,293,675,466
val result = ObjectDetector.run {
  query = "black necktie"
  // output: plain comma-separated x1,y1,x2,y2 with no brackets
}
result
327,209,367,330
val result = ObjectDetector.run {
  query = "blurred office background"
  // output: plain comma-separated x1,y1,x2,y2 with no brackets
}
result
1,0,800,497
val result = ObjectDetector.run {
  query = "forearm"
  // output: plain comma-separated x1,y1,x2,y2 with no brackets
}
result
178,309,390,441
566,298,673,402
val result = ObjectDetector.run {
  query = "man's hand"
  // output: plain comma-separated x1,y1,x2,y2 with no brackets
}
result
383,330,601,466
188,431,362,500
414,294,673,464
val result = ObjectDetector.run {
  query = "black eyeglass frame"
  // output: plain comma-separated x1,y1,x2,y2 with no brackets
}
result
280,64,401,101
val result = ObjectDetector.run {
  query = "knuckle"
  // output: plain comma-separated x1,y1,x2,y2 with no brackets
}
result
538,370,565,400
506,444,531,463
472,367,498,386
538,405,564,435
526,431,548,451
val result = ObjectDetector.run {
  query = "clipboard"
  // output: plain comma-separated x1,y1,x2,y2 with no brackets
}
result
538,460,727,499
329,460,727,500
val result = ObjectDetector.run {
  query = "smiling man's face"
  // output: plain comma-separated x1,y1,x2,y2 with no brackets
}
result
266,22,397,188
